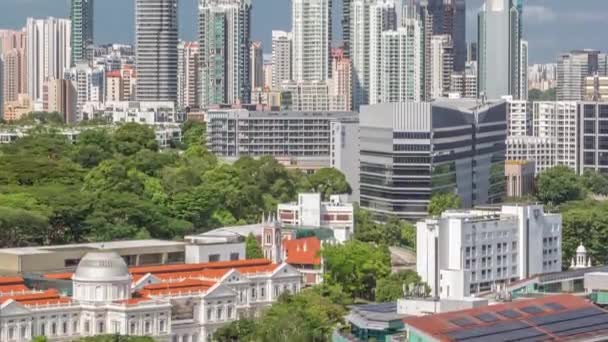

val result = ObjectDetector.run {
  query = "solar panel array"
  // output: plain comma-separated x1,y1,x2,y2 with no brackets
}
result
543,302,566,311
497,309,522,319
449,317,475,327
519,306,544,315
475,313,500,323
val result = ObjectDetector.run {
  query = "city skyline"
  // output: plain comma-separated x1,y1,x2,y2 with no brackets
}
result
1,0,607,64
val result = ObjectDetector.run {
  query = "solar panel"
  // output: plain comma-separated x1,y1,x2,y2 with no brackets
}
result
450,317,475,327
357,302,396,313
497,309,522,319
475,313,500,323
544,302,566,311
519,306,544,315
446,321,536,341
545,312,608,335
530,307,604,326
555,322,608,338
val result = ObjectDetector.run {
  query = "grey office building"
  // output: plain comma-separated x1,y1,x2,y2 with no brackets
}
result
359,100,507,220
206,109,360,195
135,0,179,102
580,102,608,175
70,0,94,65
424,0,466,72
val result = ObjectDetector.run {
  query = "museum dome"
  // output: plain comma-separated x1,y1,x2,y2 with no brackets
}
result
73,251,131,282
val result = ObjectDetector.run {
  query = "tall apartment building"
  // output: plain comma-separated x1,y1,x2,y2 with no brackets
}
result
380,23,422,103
359,100,507,220
507,99,531,136
70,0,94,65
520,40,529,100
584,75,608,102
44,79,77,123
342,0,352,58
177,41,199,109
0,30,27,104
64,63,105,120
280,81,349,112
26,17,72,103
430,34,454,100
135,0,178,102
417,205,562,296
199,0,252,107
263,61,273,89
528,63,557,91
105,71,122,102
330,48,352,111
292,0,332,82
425,0,466,72
450,62,477,98
205,109,358,181
271,31,292,90
579,102,608,175
506,101,578,175
557,50,601,101
0,57,3,120
350,0,397,108
250,41,264,90
477,0,522,100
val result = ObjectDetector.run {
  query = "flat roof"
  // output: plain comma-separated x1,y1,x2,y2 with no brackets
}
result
0,240,186,256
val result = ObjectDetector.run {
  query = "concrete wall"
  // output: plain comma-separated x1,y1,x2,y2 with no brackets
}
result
185,243,245,263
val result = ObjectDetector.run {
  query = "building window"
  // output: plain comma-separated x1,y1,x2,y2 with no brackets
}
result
227,307,233,319
73,321,78,334
97,322,104,334
159,320,166,332
63,322,68,334
20,325,27,339
144,321,151,334
260,287,265,298
217,307,223,320
84,321,90,334
40,324,46,336
8,327,15,340
207,309,213,321
51,323,57,336
208,254,220,262
130,322,136,335
230,253,240,261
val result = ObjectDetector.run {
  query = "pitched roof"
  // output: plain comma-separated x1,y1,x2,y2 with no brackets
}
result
283,237,321,265
140,279,215,297
403,294,608,341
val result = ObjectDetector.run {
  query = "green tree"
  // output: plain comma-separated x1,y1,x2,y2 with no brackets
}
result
322,240,391,300
375,270,429,302
528,88,556,101
112,123,158,155
31,336,49,342
428,192,461,216
561,200,608,268
581,170,608,196
245,233,264,259
213,318,257,342
0,206,48,247
536,166,583,206
182,120,207,148
307,168,351,200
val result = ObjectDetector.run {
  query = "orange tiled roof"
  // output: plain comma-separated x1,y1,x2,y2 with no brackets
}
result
44,272,73,280
20,298,72,306
140,279,215,297
0,289,62,304
0,277,24,285
129,258,272,275
0,284,30,294
283,237,321,266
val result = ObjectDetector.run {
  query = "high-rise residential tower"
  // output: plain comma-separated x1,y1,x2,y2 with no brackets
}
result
0,30,27,104
177,41,199,109
477,0,521,100
135,0,178,102
424,0,466,72
250,41,264,90
0,57,4,120
379,22,422,103
430,34,454,99
342,0,352,58
557,50,601,101
271,30,292,89
26,17,72,103
199,0,252,107
292,0,332,81
70,0,94,65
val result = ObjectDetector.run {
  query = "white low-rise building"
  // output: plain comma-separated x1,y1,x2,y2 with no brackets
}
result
417,204,562,298
277,193,354,243
0,250,301,342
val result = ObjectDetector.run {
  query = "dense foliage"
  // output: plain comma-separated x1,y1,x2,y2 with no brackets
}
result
353,208,416,249
428,192,461,216
536,166,584,206
213,290,346,342
0,122,350,247
245,233,264,259
376,270,430,302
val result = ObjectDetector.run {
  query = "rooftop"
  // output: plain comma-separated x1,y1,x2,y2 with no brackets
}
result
0,240,185,256
404,294,608,341
283,237,321,266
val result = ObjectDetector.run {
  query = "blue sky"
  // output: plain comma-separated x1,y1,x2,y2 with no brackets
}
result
1,0,608,63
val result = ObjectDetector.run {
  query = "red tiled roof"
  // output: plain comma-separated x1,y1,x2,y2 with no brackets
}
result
403,294,603,341
0,277,24,285
140,279,215,297
0,289,62,304
283,237,321,266
20,298,72,306
0,284,30,294
129,258,272,275
44,272,73,280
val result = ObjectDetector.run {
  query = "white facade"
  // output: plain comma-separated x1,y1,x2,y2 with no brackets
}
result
26,17,71,102
507,98,530,137
277,193,355,243
64,63,105,121
280,81,349,112
292,0,331,82
533,101,578,171
271,30,292,90
330,119,360,202
177,41,199,109
0,251,302,342
417,205,562,297
506,136,556,175
430,35,454,100
379,22,421,103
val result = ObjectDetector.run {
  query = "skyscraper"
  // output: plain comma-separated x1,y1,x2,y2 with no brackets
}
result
250,41,264,90
425,0,466,72
430,34,454,99
70,0,94,65
557,50,600,101
351,0,397,108
177,41,199,109
330,48,352,111
271,30,292,89
26,18,72,103
0,57,4,120
342,0,352,58
292,0,332,81
135,0,178,102
520,40,528,100
199,0,252,107
477,0,521,100
379,22,422,103
0,30,27,104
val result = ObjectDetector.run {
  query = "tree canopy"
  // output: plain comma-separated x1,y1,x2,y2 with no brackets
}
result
0,124,351,247
245,233,264,259
428,192,461,216
536,166,584,206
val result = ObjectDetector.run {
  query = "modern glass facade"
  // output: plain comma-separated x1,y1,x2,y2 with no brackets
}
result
70,0,94,66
